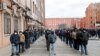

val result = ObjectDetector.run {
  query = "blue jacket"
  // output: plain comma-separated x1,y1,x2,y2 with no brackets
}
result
10,34,20,45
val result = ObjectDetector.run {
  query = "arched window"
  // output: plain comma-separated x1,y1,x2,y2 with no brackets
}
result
4,12,11,34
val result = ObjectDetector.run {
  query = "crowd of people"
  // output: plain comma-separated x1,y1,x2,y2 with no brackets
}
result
10,27,99,56
55,28,90,55
44,28,91,56
86,29,100,39
10,29,44,56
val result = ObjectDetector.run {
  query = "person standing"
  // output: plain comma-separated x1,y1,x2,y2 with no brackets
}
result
65,30,70,45
23,29,30,49
72,30,77,50
45,29,51,51
10,31,20,56
81,30,89,55
48,31,57,56
19,31,25,53
60,29,65,41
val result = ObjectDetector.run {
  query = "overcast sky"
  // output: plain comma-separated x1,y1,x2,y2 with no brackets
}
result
45,0,100,18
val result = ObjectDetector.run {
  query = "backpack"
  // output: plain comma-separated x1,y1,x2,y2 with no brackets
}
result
83,32,89,40
19,34,25,42
48,34,57,43
77,31,84,40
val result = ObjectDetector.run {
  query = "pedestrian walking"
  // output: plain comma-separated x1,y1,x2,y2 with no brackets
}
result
48,31,57,56
10,31,20,56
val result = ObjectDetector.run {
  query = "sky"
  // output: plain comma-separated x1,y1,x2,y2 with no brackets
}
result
45,0,100,18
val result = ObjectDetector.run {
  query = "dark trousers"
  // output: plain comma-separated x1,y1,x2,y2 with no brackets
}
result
46,40,50,51
73,40,79,50
25,40,30,49
69,39,73,48
66,37,69,45
19,42,25,53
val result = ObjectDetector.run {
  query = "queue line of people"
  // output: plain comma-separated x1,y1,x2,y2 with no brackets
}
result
10,29,44,56
55,28,90,55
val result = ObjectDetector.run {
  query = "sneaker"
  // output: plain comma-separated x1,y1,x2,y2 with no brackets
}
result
85,53,88,55
11,53,14,56
16,53,20,56
54,53,56,55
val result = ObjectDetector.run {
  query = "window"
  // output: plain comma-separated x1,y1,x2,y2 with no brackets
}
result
4,13,11,34
14,16,18,31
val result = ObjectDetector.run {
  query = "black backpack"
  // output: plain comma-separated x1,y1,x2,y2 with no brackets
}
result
77,31,84,40
48,34,57,43
83,32,89,40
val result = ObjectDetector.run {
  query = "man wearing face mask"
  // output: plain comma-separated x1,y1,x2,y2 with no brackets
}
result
10,31,20,56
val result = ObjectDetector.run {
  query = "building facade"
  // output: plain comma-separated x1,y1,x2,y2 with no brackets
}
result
80,17,86,28
85,3,100,29
45,18,81,30
0,0,45,48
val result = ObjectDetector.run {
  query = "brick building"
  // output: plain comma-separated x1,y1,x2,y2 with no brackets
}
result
0,0,45,48
84,3,100,29
45,18,81,30
80,17,87,29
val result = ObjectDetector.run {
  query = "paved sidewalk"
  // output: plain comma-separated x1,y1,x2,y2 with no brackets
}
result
20,36,81,56
0,36,100,56
0,45,11,56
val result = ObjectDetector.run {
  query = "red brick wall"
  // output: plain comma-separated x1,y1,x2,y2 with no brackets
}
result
45,18,81,30
85,3,100,29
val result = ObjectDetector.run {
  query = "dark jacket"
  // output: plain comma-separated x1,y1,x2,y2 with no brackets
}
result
83,31,89,45
23,31,29,41
60,30,65,36
45,30,51,40
10,34,20,45
48,34,57,44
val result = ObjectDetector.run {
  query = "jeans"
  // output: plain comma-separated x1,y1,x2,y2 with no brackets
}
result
61,36,64,41
30,37,33,43
80,44,88,55
69,40,73,48
49,43,56,56
11,44,19,55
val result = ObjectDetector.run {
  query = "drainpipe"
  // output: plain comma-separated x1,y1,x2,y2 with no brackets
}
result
0,0,3,48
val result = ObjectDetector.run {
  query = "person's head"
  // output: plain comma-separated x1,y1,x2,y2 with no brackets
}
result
14,30,18,35
19,31,22,34
51,31,54,35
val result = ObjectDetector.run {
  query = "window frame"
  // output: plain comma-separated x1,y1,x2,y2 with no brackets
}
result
14,16,18,31
4,12,11,34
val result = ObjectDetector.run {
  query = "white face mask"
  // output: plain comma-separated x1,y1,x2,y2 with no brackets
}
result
20,33,22,34
14,33,17,35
